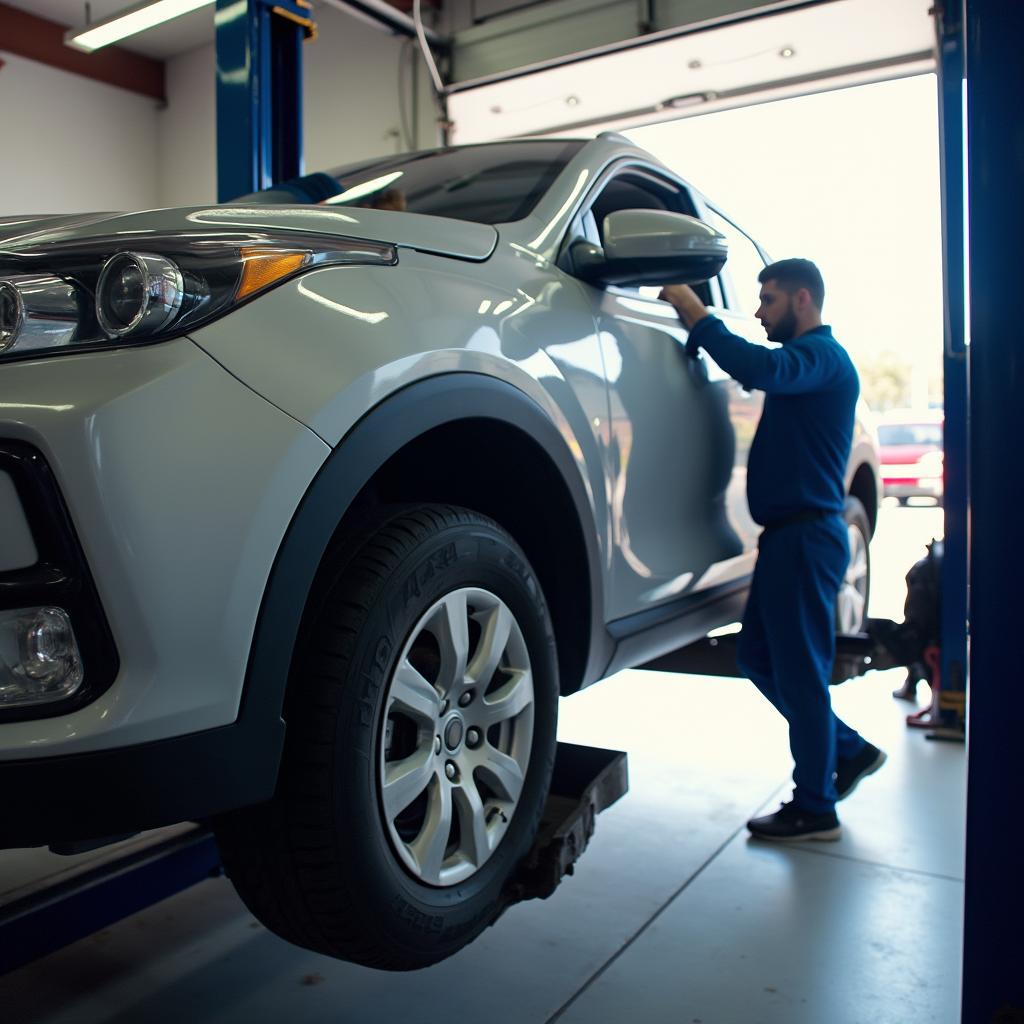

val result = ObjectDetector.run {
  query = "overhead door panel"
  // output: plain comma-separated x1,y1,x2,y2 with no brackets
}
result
446,0,934,144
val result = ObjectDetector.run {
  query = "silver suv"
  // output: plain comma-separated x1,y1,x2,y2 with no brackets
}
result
0,133,879,968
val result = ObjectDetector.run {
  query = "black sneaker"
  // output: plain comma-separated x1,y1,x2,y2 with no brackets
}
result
835,743,887,801
747,802,841,842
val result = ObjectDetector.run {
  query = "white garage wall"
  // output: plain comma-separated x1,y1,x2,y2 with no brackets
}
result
0,5,439,217
0,52,160,216
303,5,442,174
156,4,441,209
156,44,217,209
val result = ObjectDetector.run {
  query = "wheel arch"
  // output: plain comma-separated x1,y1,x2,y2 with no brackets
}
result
237,374,607,771
848,461,879,537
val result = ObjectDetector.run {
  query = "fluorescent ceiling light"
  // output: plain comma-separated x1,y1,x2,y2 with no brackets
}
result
65,0,216,52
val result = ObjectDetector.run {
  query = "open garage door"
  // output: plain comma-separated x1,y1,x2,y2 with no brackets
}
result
445,0,935,144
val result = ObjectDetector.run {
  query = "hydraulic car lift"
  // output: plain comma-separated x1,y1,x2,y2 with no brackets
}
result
645,616,964,742
0,742,627,976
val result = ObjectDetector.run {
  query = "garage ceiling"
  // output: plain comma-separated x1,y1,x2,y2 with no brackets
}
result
446,0,936,143
3,0,935,145
0,0,428,59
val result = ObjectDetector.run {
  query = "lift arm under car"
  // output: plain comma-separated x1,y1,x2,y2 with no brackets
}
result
0,742,628,974
640,622,904,684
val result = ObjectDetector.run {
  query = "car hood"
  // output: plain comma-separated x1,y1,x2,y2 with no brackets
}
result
0,206,499,262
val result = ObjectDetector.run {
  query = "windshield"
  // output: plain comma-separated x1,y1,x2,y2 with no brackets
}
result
878,423,943,446
319,140,585,225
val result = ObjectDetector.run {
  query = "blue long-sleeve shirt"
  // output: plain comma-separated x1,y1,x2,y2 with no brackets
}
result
688,315,858,527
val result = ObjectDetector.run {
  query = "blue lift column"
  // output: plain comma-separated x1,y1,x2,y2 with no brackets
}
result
935,2,967,740
962,0,1024,1019
215,0,316,202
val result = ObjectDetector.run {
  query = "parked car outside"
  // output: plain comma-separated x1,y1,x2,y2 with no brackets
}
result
0,133,880,968
877,408,944,504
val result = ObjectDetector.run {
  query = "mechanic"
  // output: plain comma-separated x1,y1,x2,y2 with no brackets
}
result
660,259,886,842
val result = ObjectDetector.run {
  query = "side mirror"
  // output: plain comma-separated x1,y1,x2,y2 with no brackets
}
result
572,209,728,287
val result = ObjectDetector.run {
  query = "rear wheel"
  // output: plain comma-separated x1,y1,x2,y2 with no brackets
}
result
215,504,558,970
836,496,871,634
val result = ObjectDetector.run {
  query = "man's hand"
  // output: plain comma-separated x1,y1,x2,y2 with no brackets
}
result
659,284,708,330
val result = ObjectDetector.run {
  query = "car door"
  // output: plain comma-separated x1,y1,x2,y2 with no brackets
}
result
693,201,775,570
558,164,760,621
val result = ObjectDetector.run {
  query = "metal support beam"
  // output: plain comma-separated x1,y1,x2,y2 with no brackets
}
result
215,0,316,202
320,0,444,44
935,3,967,739
962,0,1024,1018
0,828,222,975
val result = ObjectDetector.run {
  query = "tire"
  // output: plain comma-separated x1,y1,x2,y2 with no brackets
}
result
214,504,558,970
836,496,871,634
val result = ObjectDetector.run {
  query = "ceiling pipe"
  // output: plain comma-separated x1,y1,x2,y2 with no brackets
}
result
318,0,445,45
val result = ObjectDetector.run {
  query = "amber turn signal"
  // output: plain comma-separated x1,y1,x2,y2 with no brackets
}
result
236,248,310,300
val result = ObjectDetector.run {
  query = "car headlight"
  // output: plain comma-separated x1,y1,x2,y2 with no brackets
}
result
95,252,185,339
0,231,396,362
0,273,80,354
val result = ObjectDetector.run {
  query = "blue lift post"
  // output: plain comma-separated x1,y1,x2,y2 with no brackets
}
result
934,3,967,742
962,0,1024,1019
215,0,316,202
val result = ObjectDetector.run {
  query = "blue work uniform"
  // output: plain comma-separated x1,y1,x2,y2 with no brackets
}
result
688,315,869,814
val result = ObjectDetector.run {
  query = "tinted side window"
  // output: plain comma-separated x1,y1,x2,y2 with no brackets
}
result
591,177,673,245
705,209,766,317
586,171,714,305
878,424,943,446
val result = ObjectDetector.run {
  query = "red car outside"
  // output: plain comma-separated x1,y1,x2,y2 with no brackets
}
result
877,409,944,504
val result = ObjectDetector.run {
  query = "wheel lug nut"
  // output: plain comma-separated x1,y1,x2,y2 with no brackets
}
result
466,727,481,748
440,699,450,715
445,760,458,781
459,690,474,707
434,735,442,754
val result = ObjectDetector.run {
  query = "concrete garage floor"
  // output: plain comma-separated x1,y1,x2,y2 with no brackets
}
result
0,504,964,1024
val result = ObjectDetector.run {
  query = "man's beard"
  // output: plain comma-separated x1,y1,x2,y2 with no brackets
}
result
767,305,798,343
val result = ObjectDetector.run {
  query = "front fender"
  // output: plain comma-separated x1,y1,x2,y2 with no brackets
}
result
237,373,608,797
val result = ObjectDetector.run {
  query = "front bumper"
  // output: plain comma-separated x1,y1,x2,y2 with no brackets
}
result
0,338,329,758
0,441,119,720
0,717,284,847
883,478,943,499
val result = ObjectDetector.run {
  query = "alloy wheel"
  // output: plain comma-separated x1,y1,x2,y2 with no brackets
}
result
837,523,869,633
379,587,535,887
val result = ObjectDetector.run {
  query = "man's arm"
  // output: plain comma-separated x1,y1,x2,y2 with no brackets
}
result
659,284,842,395
660,284,711,331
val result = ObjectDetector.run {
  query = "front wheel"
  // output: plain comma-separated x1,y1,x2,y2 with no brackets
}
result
836,496,871,634
215,505,558,970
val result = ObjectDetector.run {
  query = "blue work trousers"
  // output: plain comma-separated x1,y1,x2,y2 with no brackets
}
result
737,514,866,815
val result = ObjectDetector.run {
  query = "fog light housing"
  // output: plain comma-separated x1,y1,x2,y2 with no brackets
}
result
0,606,84,708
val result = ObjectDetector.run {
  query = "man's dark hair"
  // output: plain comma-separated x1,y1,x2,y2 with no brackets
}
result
758,258,825,311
